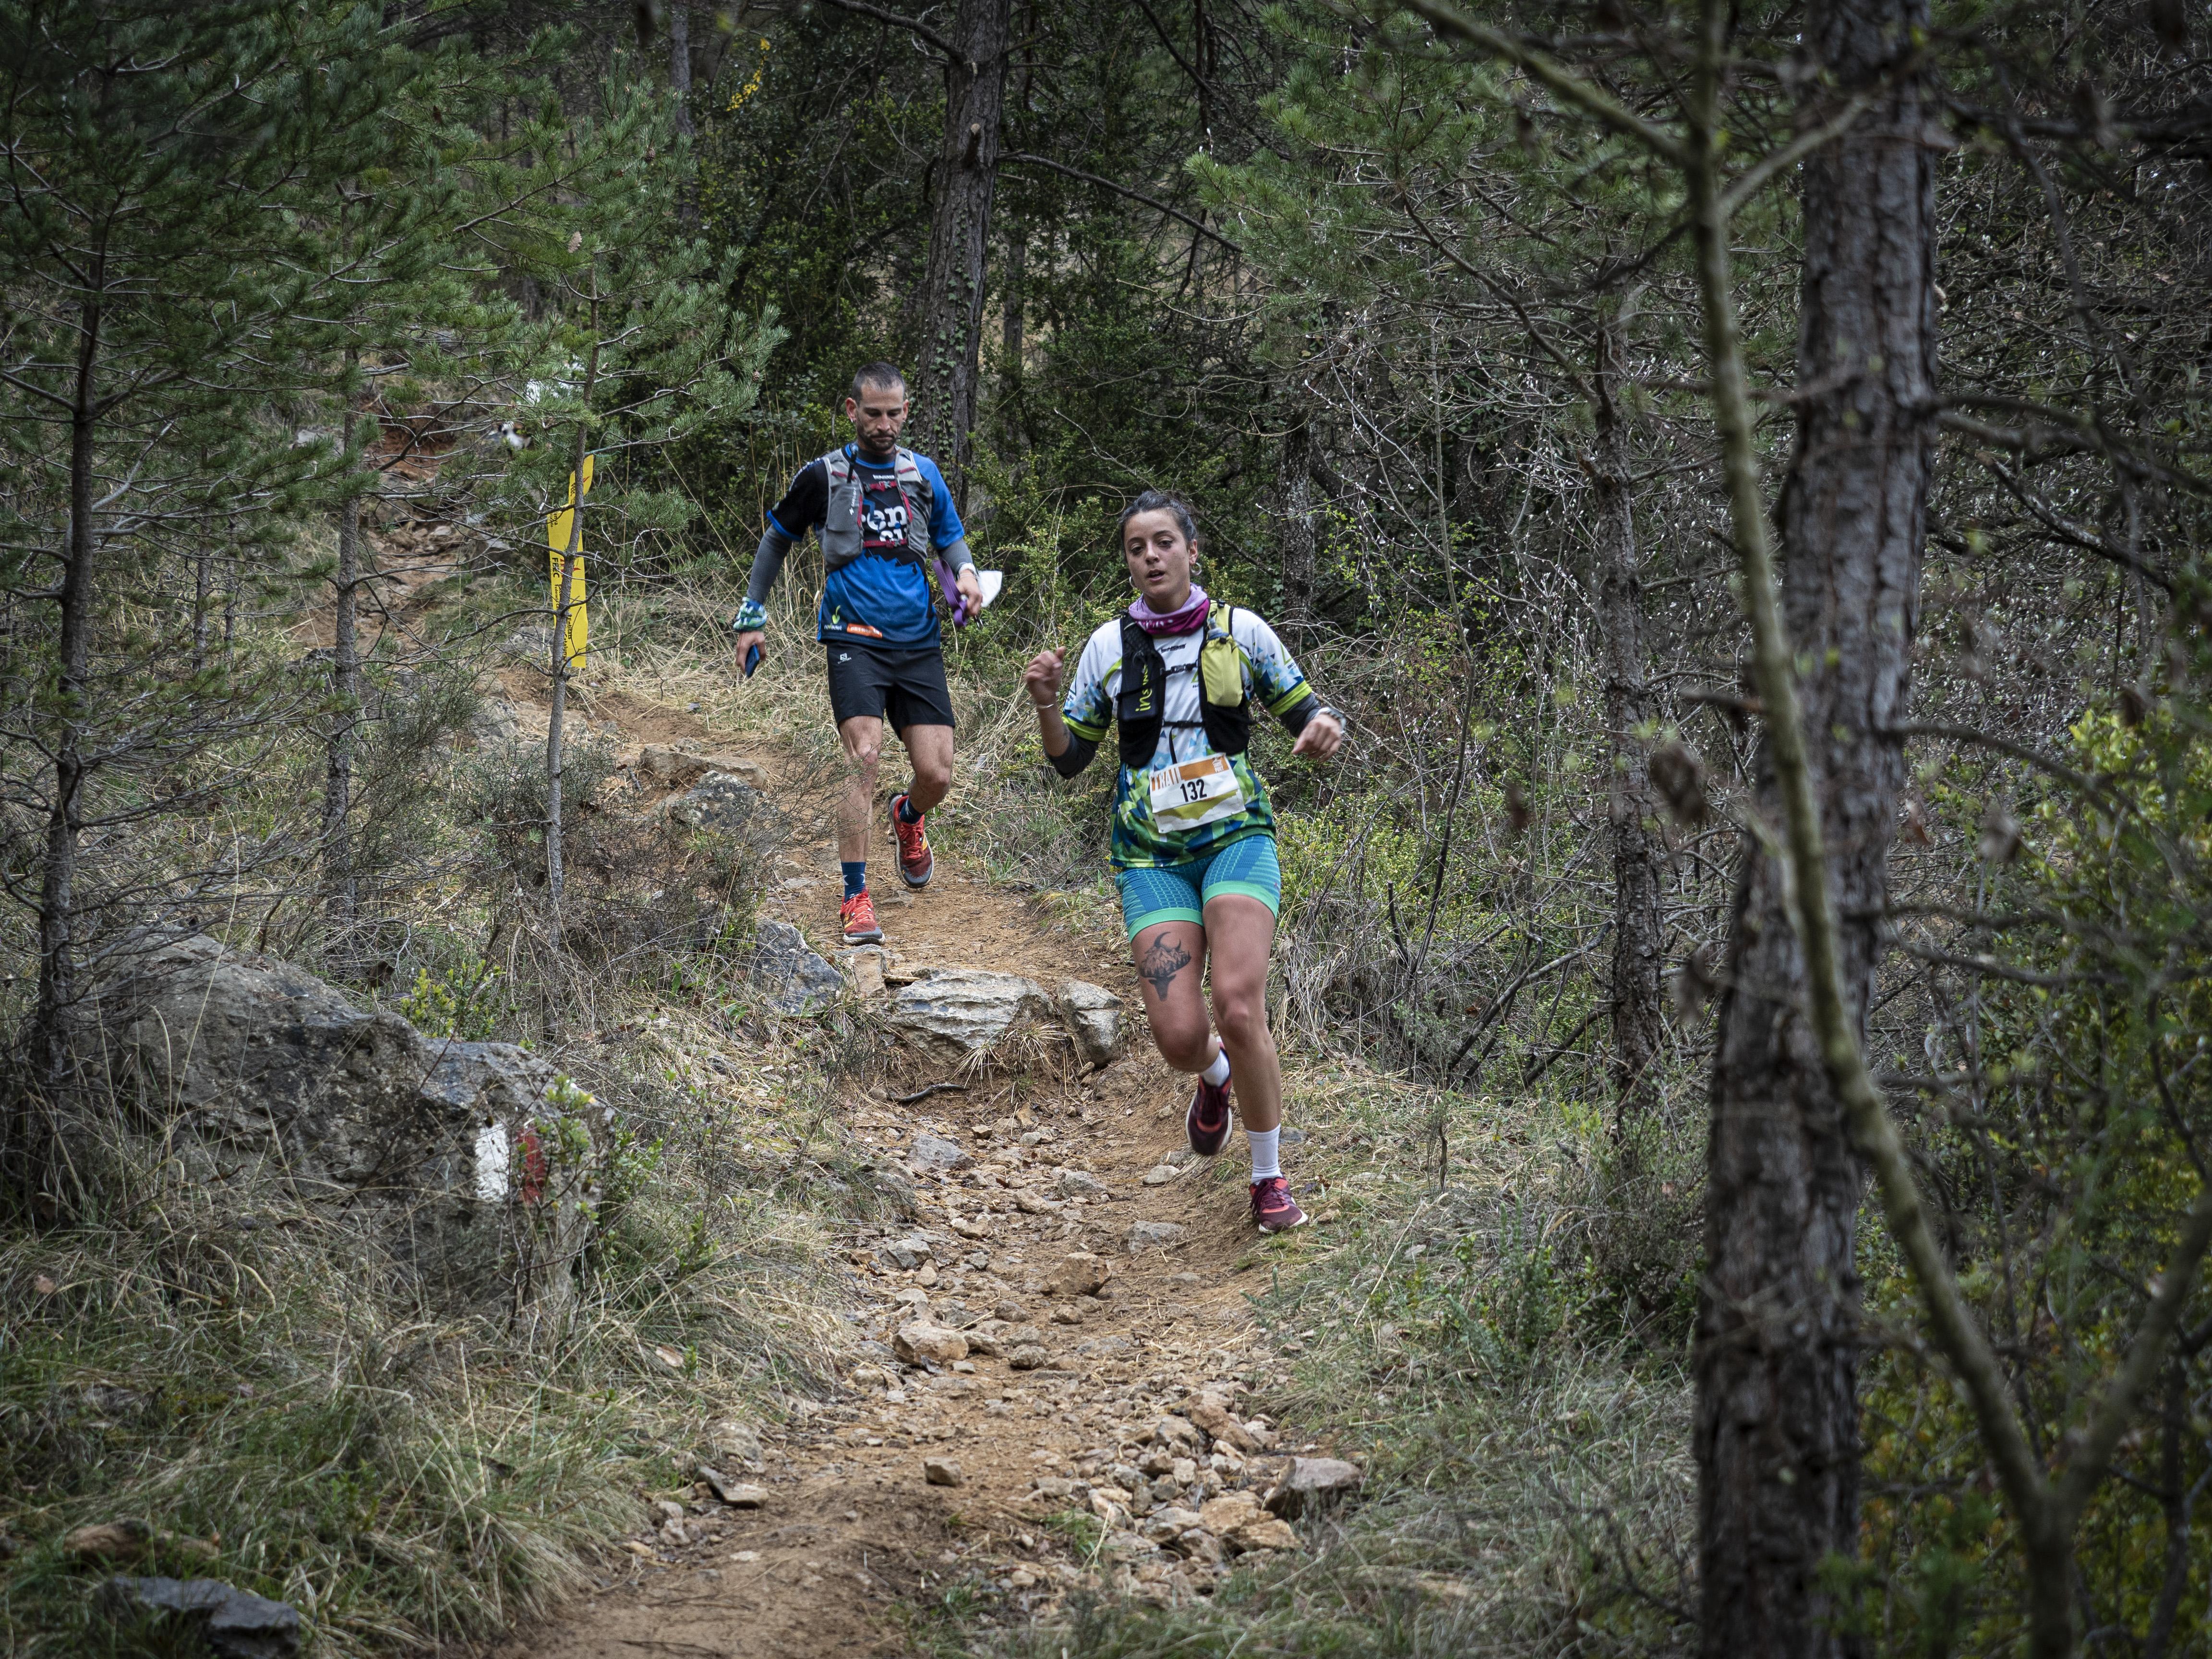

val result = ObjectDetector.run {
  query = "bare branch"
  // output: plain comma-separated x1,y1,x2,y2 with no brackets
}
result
999,153,1242,252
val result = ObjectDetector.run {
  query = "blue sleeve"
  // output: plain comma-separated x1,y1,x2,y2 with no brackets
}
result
916,456,965,548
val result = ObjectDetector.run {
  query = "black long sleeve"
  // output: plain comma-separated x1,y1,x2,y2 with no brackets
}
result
1277,692,1323,736
1047,731,1099,779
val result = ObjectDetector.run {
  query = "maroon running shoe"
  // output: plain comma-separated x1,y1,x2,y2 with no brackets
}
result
1187,1071,1233,1157
889,793,935,889
1250,1176,1307,1233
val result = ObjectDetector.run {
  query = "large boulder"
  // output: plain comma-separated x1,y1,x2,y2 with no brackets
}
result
82,934,591,1313
886,970,1054,1056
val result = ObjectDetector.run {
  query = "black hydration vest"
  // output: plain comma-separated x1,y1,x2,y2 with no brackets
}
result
819,446,933,570
1116,602,1252,765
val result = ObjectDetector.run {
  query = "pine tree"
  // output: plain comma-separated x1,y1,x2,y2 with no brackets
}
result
0,0,446,1205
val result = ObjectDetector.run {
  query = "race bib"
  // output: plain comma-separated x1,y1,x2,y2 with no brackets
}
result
1147,754,1246,833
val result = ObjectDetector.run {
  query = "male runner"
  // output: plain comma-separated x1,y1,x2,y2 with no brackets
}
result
732,362,981,945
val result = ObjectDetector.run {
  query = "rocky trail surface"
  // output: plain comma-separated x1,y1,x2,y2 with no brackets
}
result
483,680,1358,1658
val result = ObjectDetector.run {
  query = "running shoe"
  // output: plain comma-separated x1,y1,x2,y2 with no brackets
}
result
889,793,935,889
1250,1176,1308,1233
1186,1071,1233,1158
840,890,884,945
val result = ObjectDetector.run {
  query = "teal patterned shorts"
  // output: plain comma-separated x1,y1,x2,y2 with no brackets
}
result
1113,833,1281,940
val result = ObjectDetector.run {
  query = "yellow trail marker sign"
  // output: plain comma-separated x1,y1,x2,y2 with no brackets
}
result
546,454,595,671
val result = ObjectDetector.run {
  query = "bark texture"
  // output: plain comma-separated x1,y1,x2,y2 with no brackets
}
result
33,300,101,1094
1694,0,1934,1650
911,0,1008,501
1590,323,1664,1124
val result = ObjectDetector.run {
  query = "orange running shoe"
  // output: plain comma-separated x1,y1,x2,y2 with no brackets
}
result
841,889,883,945
889,792,935,889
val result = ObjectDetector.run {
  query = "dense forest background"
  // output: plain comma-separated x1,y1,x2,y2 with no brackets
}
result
4,0,2212,1655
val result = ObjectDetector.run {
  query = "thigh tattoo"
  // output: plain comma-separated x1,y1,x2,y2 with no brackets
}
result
1138,935,1192,999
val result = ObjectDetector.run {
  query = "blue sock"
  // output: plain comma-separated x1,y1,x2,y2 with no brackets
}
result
842,861,867,900
896,794,924,824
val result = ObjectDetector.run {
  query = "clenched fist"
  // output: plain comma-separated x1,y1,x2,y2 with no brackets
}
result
1023,648,1065,710
1292,709,1344,761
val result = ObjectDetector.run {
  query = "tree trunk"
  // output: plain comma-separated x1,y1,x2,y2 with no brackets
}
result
322,404,361,951
193,544,211,672
1590,322,1664,1126
1693,0,1935,1650
911,0,1008,503
32,301,102,1098
670,3,695,228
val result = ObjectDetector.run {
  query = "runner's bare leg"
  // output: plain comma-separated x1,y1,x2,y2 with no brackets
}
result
841,717,955,862
1200,894,1283,1132
895,721,954,814
836,714,884,863
1128,899,1284,1132
1130,919,1212,1070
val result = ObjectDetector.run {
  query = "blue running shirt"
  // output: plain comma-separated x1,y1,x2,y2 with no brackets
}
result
765,446,966,649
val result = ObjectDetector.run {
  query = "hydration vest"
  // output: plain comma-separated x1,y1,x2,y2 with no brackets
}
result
1116,602,1252,764
819,446,934,570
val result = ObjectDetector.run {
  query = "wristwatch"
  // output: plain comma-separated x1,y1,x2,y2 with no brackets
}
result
1316,705,1347,726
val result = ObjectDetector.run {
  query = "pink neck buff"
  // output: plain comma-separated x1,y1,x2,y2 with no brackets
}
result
1129,584,1209,636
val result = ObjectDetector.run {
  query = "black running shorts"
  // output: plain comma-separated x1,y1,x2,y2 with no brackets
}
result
824,641,956,733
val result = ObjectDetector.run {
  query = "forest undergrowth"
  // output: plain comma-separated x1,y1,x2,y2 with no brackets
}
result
9,2,2212,1655
0,561,883,1655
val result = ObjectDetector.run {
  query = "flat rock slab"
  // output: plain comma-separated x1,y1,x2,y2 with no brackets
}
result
833,946,887,998
1125,1221,1189,1252
906,1133,973,1171
886,970,1054,1056
99,1576,301,1659
696,1466,768,1507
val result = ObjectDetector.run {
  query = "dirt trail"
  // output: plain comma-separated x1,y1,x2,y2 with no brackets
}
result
489,690,1312,1659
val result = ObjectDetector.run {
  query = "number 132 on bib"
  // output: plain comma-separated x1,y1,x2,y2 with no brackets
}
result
1147,754,1246,832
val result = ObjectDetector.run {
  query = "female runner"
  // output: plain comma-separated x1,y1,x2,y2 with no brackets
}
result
1022,492,1344,1231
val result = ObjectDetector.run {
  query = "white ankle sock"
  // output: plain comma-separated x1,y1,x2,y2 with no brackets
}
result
1200,1047,1231,1088
1248,1126,1281,1181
